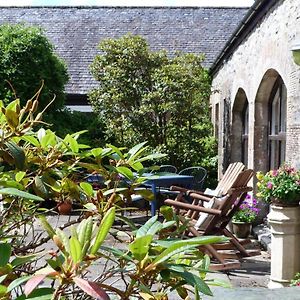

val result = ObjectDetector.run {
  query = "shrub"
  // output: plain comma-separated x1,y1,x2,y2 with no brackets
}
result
89,34,216,172
0,24,68,110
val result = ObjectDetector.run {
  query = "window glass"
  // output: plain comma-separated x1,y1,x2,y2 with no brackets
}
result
242,103,249,166
268,79,286,169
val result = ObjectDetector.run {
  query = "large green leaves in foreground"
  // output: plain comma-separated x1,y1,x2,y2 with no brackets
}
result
101,215,229,299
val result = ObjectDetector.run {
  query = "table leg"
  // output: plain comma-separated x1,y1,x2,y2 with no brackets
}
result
150,182,157,216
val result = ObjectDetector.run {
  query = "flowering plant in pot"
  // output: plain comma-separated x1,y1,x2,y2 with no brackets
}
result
290,272,300,286
232,193,260,238
256,164,300,206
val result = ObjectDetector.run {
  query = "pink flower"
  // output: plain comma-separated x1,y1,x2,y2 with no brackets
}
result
271,169,278,177
267,182,273,189
296,180,300,186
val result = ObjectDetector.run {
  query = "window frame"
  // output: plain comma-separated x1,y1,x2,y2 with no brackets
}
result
268,78,286,169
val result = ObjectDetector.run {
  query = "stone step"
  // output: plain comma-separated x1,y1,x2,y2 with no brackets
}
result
252,224,271,252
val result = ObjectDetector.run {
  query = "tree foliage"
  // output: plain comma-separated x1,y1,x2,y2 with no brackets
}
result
89,34,216,170
43,108,106,147
0,24,68,110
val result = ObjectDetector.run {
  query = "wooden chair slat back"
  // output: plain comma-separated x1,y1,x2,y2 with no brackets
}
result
216,162,245,195
203,169,253,234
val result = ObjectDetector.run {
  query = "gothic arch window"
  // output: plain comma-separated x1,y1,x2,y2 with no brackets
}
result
268,78,287,169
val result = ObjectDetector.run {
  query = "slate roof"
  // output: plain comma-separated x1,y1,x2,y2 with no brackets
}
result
0,6,248,95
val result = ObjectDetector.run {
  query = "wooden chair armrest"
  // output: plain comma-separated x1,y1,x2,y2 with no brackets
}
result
165,199,222,215
186,192,213,202
170,185,189,192
170,186,212,202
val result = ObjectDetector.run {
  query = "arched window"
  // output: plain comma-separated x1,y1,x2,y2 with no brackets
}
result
268,78,286,169
242,103,249,165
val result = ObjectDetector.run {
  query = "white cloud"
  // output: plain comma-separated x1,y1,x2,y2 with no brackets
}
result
0,0,254,6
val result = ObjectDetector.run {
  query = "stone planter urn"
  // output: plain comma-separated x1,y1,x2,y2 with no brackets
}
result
232,221,252,239
267,204,300,288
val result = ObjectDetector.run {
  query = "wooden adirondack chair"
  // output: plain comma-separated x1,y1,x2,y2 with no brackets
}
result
165,169,260,271
169,161,245,198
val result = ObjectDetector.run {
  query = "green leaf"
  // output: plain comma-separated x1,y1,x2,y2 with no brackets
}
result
91,148,103,157
106,144,124,159
179,271,212,296
40,131,56,149
69,236,82,263
100,245,133,261
205,278,232,288
136,215,158,238
65,134,79,153
6,275,31,292
160,205,174,221
15,171,26,182
146,222,163,236
39,216,56,238
0,188,44,201
6,141,25,170
34,176,49,198
0,180,23,190
0,284,7,295
161,221,176,229
11,254,37,267
80,182,94,197
129,235,152,261
135,189,154,201
130,161,144,171
103,187,128,196
0,275,7,284
0,243,11,267
25,288,54,300
127,142,148,161
116,166,134,180
22,135,40,147
90,207,115,254
151,236,226,266
5,109,19,129
115,215,137,231
135,153,167,163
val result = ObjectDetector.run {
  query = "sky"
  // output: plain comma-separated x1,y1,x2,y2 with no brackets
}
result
0,0,255,7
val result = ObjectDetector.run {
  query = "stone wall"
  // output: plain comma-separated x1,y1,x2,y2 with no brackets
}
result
211,0,300,178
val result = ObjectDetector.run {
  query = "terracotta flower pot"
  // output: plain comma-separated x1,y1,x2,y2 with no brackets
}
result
57,201,72,215
232,221,252,239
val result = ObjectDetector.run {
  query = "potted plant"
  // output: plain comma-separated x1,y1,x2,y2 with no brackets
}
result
290,272,300,286
256,164,300,207
232,193,260,238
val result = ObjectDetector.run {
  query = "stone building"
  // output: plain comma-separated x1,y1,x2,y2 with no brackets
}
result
0,6,247,111
210,0,300,176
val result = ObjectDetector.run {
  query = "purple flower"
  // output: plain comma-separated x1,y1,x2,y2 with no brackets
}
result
267,182,273,189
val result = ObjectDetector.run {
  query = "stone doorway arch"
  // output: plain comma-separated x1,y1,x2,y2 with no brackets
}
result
254,69,287,173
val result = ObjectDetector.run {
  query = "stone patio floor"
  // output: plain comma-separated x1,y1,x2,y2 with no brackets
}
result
32,213,300,299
